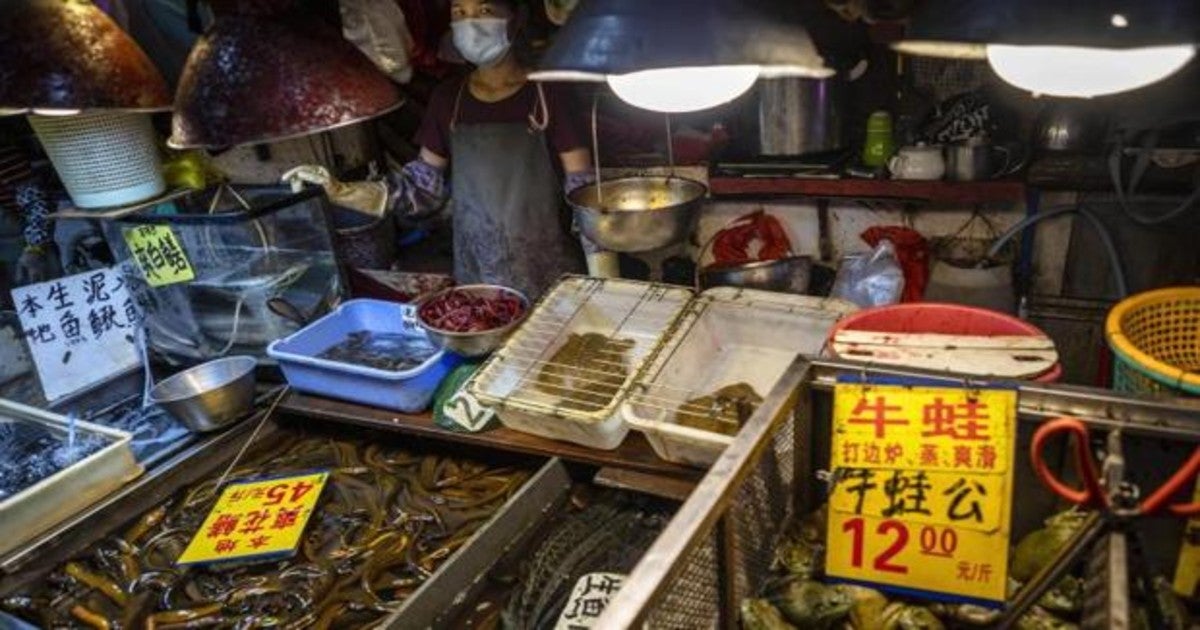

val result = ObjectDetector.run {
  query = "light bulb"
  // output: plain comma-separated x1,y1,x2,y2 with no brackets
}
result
986,44,1195,98
606,66,761,113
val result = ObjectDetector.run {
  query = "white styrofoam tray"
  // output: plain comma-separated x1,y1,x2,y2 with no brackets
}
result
468,277,693,450
623,288,858,467
0,399,142,558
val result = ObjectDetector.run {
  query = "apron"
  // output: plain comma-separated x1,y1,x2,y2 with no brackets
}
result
449,82,584,299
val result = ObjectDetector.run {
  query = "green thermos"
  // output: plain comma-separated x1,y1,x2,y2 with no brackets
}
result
862,111,895,168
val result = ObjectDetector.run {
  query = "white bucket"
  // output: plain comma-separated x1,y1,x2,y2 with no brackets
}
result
29,112,165,209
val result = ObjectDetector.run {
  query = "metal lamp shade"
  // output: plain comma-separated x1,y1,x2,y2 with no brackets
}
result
169,15,403,149
0,0,171,113
895,0,1200,58
531,0,830,80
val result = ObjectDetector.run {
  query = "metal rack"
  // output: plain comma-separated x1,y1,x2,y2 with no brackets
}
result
597,358,1200,629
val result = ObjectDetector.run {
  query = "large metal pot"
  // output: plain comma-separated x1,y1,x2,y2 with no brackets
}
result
700,256,813,294
758,77,847,156
568,176,706,253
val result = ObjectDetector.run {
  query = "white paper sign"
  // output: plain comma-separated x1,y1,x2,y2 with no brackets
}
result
11,267,140,401
554,573,626,630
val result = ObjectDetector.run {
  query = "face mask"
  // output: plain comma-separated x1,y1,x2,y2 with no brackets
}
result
452,18,511,67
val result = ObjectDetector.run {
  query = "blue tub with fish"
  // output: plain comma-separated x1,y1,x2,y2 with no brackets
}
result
267,300,458,413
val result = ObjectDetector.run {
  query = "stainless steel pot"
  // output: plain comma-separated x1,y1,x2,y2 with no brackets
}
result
568,176,706,253
150,356,257,433
758,77,847,156
699,256,813,294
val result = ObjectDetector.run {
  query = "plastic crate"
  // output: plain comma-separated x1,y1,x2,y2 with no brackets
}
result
624,289,857,467
268,299,456,413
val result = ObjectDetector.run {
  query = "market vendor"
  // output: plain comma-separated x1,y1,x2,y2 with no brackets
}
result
389,0,610,299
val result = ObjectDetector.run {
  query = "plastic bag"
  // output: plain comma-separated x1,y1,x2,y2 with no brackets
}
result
339,0,414,84
831,240,906,308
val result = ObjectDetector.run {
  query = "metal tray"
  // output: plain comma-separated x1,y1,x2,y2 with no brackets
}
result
0,399,142,559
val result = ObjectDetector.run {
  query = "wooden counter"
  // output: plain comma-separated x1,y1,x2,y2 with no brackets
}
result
280,392,704,483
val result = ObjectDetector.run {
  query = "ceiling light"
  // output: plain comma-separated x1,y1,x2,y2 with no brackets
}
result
531,0,831,113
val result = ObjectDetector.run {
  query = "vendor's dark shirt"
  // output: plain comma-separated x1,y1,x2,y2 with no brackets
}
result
416,77,587,160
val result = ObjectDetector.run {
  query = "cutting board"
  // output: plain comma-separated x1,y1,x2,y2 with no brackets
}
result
831,330,1059,379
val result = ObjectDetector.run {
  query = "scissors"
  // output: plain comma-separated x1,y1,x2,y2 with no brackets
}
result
1031,416,1200,517
998,418,1199,629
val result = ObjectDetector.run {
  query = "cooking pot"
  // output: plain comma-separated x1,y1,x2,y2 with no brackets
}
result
758,77,848,156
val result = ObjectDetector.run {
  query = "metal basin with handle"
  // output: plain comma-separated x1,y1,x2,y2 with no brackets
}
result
568,176,706,253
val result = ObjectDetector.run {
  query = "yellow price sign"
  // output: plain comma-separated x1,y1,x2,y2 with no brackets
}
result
177,471,328,566
826,381,1017,604
123,225,195,287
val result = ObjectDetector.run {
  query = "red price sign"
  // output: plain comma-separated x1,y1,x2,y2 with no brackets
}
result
826,382,1016,604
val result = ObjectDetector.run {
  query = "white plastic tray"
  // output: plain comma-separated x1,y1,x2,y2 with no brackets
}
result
623,288,858,467
468,277,693,450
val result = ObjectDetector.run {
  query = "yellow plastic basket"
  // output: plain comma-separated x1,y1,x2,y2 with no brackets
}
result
1105,287,1200,396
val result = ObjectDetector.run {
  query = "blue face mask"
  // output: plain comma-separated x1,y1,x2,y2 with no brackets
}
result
452,18,511,67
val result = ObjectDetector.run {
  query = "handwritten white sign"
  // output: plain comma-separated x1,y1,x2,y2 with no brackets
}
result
11,267,140,401
554,573,626,630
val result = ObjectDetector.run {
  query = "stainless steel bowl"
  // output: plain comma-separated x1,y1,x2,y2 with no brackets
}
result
700,256,813,294
568,176,706,253
416,285,530,358
150,356,257,433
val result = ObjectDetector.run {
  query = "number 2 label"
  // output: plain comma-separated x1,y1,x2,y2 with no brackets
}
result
444,391,494,432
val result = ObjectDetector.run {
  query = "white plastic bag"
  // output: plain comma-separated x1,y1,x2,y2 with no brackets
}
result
339,0,414,84
831,239,906,308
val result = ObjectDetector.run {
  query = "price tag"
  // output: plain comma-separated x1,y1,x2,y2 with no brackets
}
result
177,471,328,566
825,380,1017,605
11,267,141,401
443,390,495,432
554,573,626,630
123,224,195,287
1173,477,1200,597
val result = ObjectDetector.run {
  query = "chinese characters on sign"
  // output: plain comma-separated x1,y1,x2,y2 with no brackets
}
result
826,382,1017,604
554,573,626,630
123,224,195,287
177,472,329,566
10,268,141,401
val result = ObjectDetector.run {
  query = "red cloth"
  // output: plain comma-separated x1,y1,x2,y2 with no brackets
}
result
861,226,929,302
712,210,792,265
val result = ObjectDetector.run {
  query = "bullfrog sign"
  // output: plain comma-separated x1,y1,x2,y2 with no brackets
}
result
825,377,1018,606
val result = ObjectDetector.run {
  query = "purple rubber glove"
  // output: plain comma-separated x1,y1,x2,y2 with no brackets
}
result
564,171,608,255
387,159,448,222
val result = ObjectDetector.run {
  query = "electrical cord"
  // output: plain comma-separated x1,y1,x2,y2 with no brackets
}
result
1108,142,1200,226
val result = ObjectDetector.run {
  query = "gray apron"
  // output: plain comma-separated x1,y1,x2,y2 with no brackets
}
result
449,82,584,299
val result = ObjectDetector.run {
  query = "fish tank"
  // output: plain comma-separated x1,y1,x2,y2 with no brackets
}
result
104,185,347,365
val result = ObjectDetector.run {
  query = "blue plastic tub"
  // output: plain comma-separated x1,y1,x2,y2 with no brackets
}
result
267,300,458,413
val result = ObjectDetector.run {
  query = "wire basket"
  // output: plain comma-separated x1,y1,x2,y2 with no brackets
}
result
1106,287,1200,396
28,112,165,209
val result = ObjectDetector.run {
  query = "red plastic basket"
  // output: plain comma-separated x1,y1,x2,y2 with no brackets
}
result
828,303,1062,382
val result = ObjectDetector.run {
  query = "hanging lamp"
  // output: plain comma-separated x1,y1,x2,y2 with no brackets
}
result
529,0,832,113
893,0,1199,98
0,0,172,208
169,0,403,149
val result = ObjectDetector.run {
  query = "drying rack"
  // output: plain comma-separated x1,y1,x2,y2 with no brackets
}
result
595,357,1200,629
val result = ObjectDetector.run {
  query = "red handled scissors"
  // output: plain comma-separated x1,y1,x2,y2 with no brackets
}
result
1031,416,1200,517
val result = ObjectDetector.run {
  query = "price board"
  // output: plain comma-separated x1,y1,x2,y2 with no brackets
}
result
11,267,141,401
123,224,195,287
177,471,328,566
825,379,1017,605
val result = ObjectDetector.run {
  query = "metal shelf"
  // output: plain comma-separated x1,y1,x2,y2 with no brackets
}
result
708,176,1027,204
